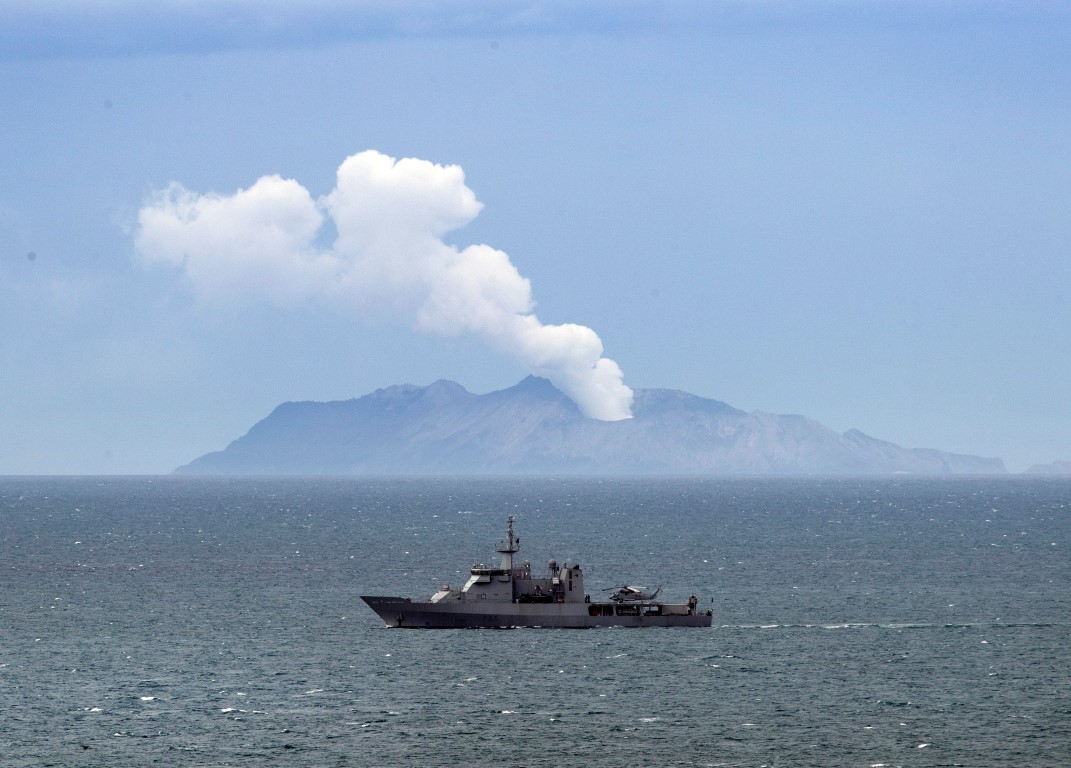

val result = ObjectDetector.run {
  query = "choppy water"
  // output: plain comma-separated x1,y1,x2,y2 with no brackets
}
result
2,476,1069,767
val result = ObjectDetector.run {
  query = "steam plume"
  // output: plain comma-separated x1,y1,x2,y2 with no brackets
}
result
135,150,633,420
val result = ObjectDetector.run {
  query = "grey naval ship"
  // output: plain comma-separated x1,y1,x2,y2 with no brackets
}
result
361,517,713,628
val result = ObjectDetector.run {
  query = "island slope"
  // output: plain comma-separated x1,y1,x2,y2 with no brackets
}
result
176,377,1006,475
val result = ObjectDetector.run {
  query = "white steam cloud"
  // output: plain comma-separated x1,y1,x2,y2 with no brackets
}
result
135,150,633,420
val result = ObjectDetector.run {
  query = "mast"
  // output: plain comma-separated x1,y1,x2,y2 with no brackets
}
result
496,515,520,572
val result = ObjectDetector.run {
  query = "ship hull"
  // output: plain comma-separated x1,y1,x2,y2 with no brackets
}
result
361,596,713,628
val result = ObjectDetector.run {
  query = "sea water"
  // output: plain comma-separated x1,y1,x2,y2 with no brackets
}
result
1,476,1068,767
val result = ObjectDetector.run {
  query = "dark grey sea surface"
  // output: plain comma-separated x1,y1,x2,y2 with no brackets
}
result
1,476,1069,767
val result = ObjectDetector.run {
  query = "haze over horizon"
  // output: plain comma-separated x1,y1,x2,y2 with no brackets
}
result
2,1,1069,474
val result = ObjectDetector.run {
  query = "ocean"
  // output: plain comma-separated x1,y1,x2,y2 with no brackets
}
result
1,476,1068,767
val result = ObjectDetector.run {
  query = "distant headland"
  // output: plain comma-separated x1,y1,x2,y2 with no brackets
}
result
1025,460,1071,475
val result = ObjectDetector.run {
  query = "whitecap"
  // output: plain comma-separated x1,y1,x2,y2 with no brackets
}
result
821,623,871,630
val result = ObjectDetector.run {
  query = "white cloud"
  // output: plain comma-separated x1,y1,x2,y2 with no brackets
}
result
136,175,335,305
135,150,633,420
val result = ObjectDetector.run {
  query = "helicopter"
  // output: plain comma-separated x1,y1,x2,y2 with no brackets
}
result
605,584,662,602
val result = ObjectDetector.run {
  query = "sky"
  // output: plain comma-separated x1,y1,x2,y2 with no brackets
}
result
1,0,1069,474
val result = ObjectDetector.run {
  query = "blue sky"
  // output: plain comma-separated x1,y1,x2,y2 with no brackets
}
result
2,1,1069,473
